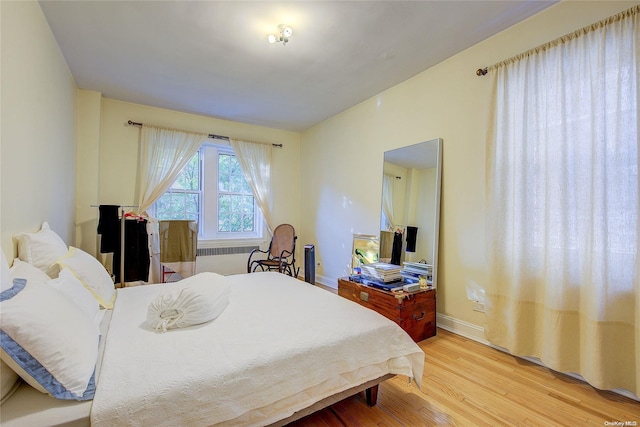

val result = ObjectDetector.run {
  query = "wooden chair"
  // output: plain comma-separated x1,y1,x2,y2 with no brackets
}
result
247,224,299,276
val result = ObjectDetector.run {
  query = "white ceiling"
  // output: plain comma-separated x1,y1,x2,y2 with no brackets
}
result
39,1,557,132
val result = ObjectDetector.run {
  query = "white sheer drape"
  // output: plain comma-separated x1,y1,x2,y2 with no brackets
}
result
137,126,207,214
136,126,206,283
485,6,639,395
229,139,275,235
381,174,396,231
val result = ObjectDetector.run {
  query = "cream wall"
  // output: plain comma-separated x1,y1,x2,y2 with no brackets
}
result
299,1,638,329
80,98,301,276
75,90,102,254
0,1,77,258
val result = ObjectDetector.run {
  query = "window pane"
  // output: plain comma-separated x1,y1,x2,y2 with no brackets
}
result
242,195,255,232
218,154,230,192
218,194,230,232
156,192,199,222
184,193,199,220
217,193,255,233
230,157,245,193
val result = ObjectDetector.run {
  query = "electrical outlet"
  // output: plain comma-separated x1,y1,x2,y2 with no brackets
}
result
472,301,485,312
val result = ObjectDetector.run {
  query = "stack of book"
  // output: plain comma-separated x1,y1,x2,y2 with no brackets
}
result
360,262,403,283
402,261,433,284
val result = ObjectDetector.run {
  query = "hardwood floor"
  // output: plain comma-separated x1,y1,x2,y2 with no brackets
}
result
288,328,640,426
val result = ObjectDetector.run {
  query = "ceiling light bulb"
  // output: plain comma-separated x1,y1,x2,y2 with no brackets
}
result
282,26,293,38
267,34,277,44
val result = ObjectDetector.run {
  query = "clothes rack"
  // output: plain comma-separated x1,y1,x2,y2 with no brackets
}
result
91,204,139,287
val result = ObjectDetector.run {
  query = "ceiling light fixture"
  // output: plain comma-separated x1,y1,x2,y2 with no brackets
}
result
268,24,293,46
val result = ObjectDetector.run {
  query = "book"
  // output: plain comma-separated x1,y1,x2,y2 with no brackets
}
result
360,262,402,283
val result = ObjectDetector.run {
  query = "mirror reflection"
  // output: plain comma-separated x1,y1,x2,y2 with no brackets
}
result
380,138,442,287
351,234,379,274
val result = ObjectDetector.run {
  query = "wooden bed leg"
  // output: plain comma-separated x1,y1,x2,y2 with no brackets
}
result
365,384,379,406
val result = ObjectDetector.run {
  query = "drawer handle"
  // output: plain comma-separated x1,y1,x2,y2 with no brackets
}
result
413,311,426,321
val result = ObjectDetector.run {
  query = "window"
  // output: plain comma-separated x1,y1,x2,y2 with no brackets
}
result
155,144,263,242
154,152,200,222
217,153,255,233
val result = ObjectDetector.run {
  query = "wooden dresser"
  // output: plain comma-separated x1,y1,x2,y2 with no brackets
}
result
338,277,436,342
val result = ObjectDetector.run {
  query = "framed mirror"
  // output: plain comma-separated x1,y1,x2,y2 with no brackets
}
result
380,138,442,287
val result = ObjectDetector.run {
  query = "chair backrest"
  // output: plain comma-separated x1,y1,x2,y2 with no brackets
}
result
269,224,296,259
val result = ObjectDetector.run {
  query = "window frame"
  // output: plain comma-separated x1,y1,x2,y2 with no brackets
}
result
154,143,264,247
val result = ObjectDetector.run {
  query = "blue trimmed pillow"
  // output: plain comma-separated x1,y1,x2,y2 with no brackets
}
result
0,278,99,400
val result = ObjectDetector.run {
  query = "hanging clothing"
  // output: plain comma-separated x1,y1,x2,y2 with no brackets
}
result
405,226,418,253
113,218,150,283
97,205,120,253
159,220,197,280
390,231,403,265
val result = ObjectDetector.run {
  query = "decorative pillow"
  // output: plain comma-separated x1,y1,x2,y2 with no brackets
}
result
147,272,230,332
47,268,100,322
0,278,99,400
0,250,20,404
15,222,68,278
56,247,115,309
10,258,51,285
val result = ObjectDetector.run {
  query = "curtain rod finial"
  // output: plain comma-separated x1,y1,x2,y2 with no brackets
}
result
476,67,488,76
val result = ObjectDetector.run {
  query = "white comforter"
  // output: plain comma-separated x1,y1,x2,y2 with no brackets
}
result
91,272,424,426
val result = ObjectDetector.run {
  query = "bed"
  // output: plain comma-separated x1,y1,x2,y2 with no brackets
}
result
0,227,424,426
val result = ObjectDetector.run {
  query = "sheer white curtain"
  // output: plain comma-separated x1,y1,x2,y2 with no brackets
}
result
381,174,396,231
137,126,207,214
137,126,206,283
229,139,275,235
485,6,639,395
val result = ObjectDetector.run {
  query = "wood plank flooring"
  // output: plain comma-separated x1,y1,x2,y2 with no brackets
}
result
288,328,640,426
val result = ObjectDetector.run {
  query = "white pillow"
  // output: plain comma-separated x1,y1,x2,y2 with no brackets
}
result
0,250,20,404
10,258,51,285
147,272,230,332
0,278,99,400
56,247,115,309
47,268,100,321
15,222,68,278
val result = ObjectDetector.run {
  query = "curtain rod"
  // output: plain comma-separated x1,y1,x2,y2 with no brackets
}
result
475,4,639,76
90,204,138,208
127,120,283,148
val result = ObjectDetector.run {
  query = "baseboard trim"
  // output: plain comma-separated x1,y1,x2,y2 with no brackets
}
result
315,274,336,289
436,313,640,402
436,313,489,345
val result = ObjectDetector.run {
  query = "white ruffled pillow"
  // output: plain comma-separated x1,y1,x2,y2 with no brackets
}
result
147,272,230,333
15,222,68,278
56,247,115,309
